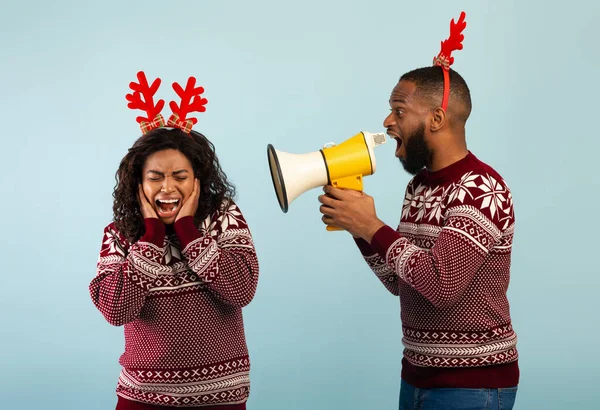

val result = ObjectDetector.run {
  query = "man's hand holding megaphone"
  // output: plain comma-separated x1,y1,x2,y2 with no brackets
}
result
318,185,386,243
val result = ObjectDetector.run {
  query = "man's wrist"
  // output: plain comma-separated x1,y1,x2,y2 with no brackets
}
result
360,219,386,243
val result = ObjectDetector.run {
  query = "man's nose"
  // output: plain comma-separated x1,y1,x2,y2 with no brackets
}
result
383,111,395,128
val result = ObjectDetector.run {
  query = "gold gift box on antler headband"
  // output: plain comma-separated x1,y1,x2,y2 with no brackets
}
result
125,71,208,135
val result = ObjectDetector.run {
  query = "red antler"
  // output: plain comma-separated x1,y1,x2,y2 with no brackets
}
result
126,71,165,124
434,11,467,68
169,77,208,125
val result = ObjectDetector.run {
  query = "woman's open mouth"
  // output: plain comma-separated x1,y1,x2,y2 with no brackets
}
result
155,198,181,217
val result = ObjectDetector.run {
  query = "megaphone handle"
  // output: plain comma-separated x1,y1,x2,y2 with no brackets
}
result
325,174,364,231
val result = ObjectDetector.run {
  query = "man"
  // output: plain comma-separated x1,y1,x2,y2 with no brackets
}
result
318,65,519,409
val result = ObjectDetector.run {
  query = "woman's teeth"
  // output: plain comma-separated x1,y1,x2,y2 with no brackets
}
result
156,199,180,214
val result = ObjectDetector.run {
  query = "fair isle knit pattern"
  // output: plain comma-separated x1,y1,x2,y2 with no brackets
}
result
356,152,518,387
90,200,259,407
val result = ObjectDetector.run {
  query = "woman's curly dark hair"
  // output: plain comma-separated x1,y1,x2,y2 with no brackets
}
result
112,127,236,243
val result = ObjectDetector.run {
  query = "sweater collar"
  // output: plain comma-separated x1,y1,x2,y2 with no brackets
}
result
421,151,476,185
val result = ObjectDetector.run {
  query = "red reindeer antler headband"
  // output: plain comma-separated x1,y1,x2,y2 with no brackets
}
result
432,11,467,111
125,71,208,135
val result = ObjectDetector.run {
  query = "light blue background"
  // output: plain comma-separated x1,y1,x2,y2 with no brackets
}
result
1,0,598,409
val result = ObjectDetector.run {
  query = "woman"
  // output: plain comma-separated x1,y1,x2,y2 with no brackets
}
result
89,72,259,409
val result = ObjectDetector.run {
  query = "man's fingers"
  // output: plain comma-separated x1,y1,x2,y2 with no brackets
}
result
319,204,336,217
321,214,335,224
323,184,365,200
323,184,347,199
321,214,344,231
344,189,365,198
318,193,338,207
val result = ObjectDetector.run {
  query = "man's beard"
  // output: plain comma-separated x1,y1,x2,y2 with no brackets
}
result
399,123,432,175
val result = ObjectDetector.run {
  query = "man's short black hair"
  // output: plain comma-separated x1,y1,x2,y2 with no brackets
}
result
400,66,472,119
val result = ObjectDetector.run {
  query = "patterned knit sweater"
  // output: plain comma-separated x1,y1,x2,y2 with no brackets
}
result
89,200,259,408
355,151,519,388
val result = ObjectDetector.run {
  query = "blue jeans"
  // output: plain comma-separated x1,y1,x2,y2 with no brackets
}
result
399,380,518,410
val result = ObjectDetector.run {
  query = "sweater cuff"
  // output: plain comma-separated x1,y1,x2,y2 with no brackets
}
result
173,216,202,249
354,236,377,256
370,225,402,259
140,218,165,247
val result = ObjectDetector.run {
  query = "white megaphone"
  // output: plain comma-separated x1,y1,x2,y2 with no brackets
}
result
267,131,387,230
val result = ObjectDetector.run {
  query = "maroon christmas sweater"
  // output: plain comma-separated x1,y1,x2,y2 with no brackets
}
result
355,151,519,388
89,201,259,408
